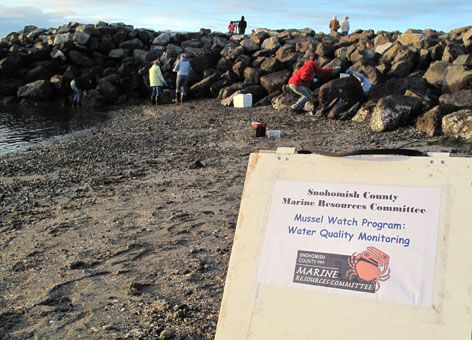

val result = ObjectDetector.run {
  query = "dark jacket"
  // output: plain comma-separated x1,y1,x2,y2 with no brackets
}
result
238,19,247,34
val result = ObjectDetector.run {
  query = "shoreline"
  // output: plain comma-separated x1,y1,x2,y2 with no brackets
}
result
0,99,470,339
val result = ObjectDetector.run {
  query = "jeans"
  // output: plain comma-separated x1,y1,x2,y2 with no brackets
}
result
151,86,163,98
176,75,189,95
71,81,83,103
289,84,313,110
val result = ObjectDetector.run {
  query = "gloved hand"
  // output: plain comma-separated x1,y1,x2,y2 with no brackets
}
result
345,69,353,74
312,78,319,84
334,66,341,71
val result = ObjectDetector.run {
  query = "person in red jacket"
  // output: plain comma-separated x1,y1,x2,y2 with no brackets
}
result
288,53,339,113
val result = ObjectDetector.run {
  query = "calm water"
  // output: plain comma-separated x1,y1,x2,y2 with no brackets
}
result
0,105,108,156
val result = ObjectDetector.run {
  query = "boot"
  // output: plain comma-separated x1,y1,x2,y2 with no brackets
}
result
150,95,156,105
155,95,161,106
180,93,185,104
174,92,180,104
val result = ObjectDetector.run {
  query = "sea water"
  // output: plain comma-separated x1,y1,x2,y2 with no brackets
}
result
0,105,107,156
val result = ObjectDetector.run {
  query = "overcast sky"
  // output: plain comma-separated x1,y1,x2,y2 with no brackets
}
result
1,0,471,38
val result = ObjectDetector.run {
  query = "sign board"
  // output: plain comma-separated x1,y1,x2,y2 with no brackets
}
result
216,148,472,340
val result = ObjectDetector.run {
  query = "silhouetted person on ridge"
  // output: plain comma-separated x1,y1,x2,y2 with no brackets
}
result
238,16,247,35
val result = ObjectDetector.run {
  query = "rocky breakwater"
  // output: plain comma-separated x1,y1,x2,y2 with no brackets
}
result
0,23,471,139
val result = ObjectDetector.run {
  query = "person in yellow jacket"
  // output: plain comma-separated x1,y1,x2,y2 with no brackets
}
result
149,60,167,105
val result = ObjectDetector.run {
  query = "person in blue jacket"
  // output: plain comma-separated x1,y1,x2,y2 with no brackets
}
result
173,54,192,104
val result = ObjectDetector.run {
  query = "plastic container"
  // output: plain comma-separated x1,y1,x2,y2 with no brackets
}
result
234,94,253,108
266,130,281,140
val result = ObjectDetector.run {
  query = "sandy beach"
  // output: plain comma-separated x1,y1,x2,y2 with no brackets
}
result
1,100,470,339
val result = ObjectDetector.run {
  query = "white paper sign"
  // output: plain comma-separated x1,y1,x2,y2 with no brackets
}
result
258,180,441,306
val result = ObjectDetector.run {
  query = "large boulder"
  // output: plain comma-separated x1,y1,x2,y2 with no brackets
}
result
0,55,24,76
441,43,465,62
462,27,472,48
240,38,259,53
271,90,298,111
318,76,365,114
220,44,244,60
119,38,144,49
108,48,128,59
442,110,472,140
25,65,51,81
416,106,444,137
369,76,429,100
259,70,291,94
260,57,284,74
73,31,91,45
439,90,472,113
397,33,424,48
261,37,281,52
190,72,220,97
53,33,73,47
69,50,94,66
423,60,449,89
243,67,261,83
370,95,422,132
444,65,472,92
17,80,53,100
152,33,172,45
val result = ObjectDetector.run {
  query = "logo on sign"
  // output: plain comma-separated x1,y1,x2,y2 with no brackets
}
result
347,246,391,291
293,248,391,293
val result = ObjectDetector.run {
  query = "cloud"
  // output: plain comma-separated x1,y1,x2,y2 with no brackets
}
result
0,5,73,36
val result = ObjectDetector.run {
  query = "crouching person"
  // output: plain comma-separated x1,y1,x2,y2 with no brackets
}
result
288,52,339,114
149,60,167,105
173,54,192,104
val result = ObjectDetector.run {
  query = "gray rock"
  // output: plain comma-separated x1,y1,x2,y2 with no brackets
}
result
73,31,91,45
271,91,298,111
53,33,73,46
119,38,144,49
240,38,259,53
69,50,94,66
259,70,291,94
190,72,220,97
453,54,472,66
462,27,472,48
441,43,465,62
243,67,261,83
133,49,147,62
220,44,244,60
152,33,172,45
423,60,449,89
370,95,422,132
262,37,281,52
108,48,127,59
146,46,165,62
388,60,413,77
416,106,444,137
439,90,472,113
166,44,184,58
17,79,53,100
318,76,365,114
442,110,472,140
260,57,284,74
444,65,472,92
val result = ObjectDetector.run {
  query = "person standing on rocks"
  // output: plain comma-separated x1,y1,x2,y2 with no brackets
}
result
149,59,167,105
288,52,340,114
238,16,247,35
173,54,192,104
329,15,340,33
341,16,350,35
228,21,235,34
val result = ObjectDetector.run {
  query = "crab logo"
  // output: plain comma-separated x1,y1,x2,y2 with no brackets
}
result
347,246,391,291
